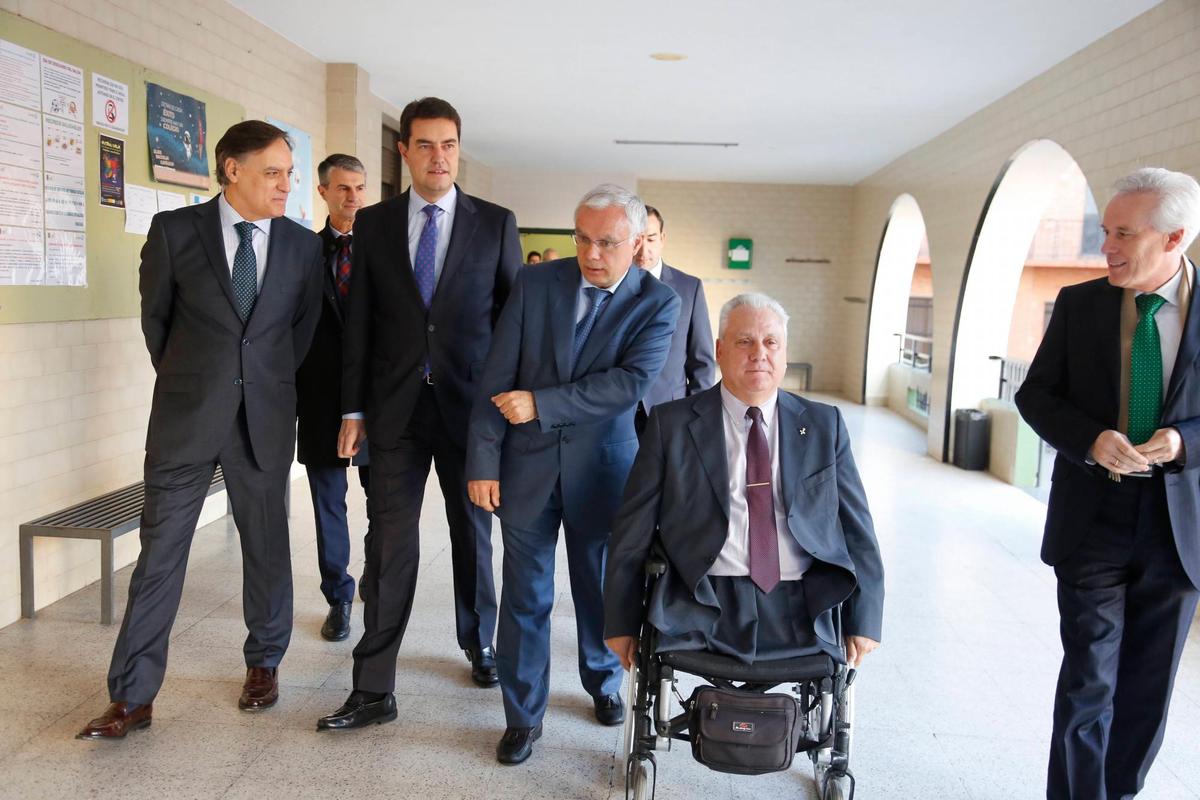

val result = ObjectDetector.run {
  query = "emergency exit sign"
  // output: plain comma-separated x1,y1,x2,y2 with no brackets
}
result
728,238,752,270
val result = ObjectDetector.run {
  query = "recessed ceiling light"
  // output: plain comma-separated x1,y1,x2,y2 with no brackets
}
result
615,139,738,148
649,52,687,62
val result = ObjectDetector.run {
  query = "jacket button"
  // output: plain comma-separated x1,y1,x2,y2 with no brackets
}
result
234,378,243,385
427,324,436,332
241,338,250,346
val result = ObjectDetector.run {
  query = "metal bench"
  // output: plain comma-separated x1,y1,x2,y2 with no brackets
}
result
19,466,226,625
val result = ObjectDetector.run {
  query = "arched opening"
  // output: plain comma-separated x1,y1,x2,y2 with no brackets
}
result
863,195,933,428
944,139,1102,467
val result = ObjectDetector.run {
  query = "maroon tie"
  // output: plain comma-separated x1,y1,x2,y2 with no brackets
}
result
335,235,353,298
746,406,781,593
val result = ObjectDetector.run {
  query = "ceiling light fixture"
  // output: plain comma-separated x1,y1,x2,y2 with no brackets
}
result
614,139,738,148
649,52,687,61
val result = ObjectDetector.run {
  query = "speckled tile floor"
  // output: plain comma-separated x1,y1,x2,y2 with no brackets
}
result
2,398,1199,799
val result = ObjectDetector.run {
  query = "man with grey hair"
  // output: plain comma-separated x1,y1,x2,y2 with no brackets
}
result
1016,166,1200,799
296,154,368,643
466,183,680,764
604,292,883,674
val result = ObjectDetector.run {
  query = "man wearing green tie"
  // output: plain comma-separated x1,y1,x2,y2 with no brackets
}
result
1016,167,1200,799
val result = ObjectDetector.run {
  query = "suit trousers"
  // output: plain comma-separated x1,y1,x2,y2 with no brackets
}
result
107,406,293,705
352,383,497,693
305,464,371,605
496,480,624,728
1048,472,1199,800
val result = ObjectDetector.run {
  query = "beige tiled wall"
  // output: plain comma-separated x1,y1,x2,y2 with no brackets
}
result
840,0,1200,457
639,181,854,393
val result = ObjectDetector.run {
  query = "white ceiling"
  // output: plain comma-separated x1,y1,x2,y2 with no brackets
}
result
231,0,1160,185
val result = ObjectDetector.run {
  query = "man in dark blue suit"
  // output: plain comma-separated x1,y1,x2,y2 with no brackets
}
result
634,205,715,420
296,154,370,642
1016,167,1200,800
466,184,680,764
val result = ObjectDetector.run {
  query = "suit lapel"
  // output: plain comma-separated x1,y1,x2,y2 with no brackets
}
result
255,217,292,318
1166,258,1200,410
386,191,424,308
193,197,239,314
689,387,730,521
432,187,477,308
775,391,810,519
573,266,642,377
552,262,579,383
319,227,343,325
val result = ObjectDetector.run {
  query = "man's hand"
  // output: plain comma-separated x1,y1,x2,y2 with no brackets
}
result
844,635,878,668
492,391,537,425
1134,426,1184,466
338,419,366,458
606,635,638,672
1089,429,1151,474
468,480,501,512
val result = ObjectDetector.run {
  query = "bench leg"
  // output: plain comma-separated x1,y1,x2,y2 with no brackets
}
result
20,530,34,620
101,536,114,625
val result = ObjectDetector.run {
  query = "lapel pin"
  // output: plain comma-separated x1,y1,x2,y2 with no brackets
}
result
799,427,806,436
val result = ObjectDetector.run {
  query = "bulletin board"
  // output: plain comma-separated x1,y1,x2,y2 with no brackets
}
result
0,10,245,324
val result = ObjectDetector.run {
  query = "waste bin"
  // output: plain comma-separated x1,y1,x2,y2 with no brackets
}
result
953,409,991,470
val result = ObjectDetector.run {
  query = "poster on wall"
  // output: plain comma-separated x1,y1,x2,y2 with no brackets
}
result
0,163,43,228
146,82,209,189
45,171,85,232
267,117,313,228
0,39,40,111
40,55,83,123
0,225,45,284
42,115,84,177
45,229,85,286
99,134,124,207
0,101,42,170
91,73,128,134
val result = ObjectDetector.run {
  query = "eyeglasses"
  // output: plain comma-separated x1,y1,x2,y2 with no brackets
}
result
572,233,632,251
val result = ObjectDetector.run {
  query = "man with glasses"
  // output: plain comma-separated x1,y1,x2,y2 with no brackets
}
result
466,184,679,764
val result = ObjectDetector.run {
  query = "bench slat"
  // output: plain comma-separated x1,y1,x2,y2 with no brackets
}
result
24,469,227,532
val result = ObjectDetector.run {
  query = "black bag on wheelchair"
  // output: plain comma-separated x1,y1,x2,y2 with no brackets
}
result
686,685,802,775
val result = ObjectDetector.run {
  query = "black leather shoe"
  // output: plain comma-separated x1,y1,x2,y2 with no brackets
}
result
593,693,624,726
316,691,397,731
496,723,542,764
466,645,499,687
321,601,352,641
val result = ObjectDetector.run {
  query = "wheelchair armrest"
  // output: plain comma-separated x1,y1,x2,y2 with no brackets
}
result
645,539,668,577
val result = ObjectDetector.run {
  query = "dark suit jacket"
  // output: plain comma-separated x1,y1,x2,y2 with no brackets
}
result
604,386,885,645
341,186,522,449
296,223,351,467
644,264,715,409
465,260,680,529
1014,268,1200,588
139,196,324,471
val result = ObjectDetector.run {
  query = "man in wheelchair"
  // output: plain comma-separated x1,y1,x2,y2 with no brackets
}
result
603,293,884,799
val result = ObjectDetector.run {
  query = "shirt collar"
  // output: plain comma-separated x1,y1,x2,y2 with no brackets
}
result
219,192,271,235
408,184,457,221
645,260,663,281
1141,258,1188,307
719,383,778,429
326,217,350,238
581,266,630,296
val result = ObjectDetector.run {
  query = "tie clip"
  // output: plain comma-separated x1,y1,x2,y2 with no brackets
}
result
746,481,771,487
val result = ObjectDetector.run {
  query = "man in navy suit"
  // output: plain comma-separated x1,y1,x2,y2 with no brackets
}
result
634,205,715,421
78,121,324,739
604,293,883,672
296,154,370,642
316,98,522,731
466,184,680,764
1016,167,1200,799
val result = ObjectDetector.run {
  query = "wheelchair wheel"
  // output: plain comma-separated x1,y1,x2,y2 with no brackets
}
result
821,773,851,800
626,757,653,800
622,667,639,762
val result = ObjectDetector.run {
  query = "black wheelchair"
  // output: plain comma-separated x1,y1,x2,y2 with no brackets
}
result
621,553,857,800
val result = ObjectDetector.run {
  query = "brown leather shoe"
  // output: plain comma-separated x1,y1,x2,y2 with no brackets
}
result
76,701,152,740
238,666,279,711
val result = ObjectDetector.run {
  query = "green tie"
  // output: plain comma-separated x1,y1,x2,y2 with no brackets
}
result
1129,293,1167,445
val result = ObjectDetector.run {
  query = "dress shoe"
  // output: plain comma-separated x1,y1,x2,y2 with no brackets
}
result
76,701,152,740
238,666,279,711
466,645,499,687
316,691,397,730
593,692,625,726
321,601,352,641
496,722,542,765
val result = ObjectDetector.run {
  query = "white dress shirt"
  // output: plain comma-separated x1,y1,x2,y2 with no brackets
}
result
407,185,457,286
218,193,271,290
575,268,630,323
1140,259,1190,395
644,259,663,281
710,385,812,580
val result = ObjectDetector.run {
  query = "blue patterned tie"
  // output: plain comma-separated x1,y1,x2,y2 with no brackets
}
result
573,287,611,368
231,221,258,322
414,204,442,308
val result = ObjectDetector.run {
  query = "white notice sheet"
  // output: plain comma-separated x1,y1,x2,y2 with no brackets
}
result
0,163,43,228
42,115,84,177
0,101,42,169
40,55,83,122
0,224,45,285
45,229,86,285
124,183,158,235
45,171,85,231
0,39,40,111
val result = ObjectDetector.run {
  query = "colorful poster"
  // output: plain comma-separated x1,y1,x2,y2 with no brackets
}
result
0,225,45,285
40,55,83,122
0,164,43,228
146,83,209,189
45,171,85,231
45,229,86,285
42,115,84,177
0,39,40,110
0,101,41,169
91,73,128,134
99,134,124,207
267,117,314,228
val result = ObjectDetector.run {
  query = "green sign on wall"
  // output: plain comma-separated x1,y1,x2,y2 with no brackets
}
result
728,238,752,270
